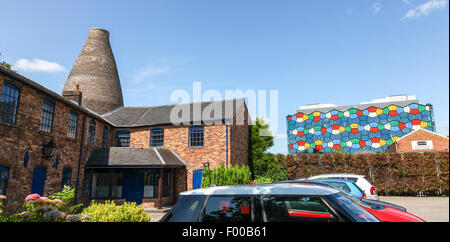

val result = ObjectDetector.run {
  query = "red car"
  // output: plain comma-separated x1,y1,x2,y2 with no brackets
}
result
274,181,425,222
356,200,425,222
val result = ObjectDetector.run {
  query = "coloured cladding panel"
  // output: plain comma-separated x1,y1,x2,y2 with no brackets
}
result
287,103,435,153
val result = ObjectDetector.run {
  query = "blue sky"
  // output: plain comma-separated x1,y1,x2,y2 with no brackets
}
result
1,0,448,154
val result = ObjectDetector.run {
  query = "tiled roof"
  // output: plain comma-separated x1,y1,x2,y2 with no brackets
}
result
86,147,186,168
102,98,246,127
0,66,113,125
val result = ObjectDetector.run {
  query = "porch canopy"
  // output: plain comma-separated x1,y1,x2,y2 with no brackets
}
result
86,147,186,168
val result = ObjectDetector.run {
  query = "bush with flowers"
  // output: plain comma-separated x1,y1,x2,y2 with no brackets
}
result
1,186,86,222
0,195,7,221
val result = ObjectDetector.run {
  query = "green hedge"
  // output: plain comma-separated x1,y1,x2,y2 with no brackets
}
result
285,152,449,196
201,163,252,188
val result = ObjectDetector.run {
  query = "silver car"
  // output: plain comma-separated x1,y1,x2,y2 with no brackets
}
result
161,183,379,222
305,173,379,200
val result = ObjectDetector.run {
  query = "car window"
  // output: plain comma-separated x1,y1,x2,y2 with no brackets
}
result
352,182,365,194
326,193,379,222
262,196,338,222
161,195,206,222
326,182,351,193
346,177,358,183
202,196,253,222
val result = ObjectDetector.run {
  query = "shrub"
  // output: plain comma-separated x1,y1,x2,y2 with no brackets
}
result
49,185,83,214
201,163,252,188
252,177,273,184
2,186,86,222
82,201,150,222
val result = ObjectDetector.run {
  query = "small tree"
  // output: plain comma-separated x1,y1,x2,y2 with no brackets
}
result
0,53,13,70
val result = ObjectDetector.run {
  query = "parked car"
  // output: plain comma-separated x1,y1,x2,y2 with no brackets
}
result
279,180,406,211
311,179,366,199
161,183,379,222
276,180,424,222
304,173,379,200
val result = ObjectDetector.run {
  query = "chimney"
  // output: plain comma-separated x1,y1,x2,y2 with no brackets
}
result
63,85,82,105
62,27,124,114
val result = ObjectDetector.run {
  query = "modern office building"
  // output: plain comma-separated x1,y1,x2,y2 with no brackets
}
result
287,95,435,154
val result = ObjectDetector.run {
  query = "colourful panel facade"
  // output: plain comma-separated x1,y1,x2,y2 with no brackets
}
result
287,103,435,154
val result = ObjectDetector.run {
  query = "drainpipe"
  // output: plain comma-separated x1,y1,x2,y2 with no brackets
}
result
74,117,86,204
226,124,229,168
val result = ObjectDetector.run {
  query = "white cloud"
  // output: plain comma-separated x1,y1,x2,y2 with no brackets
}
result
373,2,382,15
346,9,354,15
402,0,413,6
403,0,447,19
133,65,169,83
13,58,66,72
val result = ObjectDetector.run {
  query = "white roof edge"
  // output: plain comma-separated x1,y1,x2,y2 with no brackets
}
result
394,128,449,143
153,148,166,165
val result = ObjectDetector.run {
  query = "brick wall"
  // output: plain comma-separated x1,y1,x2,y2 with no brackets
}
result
127,124,228,190
386,129,449,153
0,74,113,213
1,71,250,211
126,105,249,190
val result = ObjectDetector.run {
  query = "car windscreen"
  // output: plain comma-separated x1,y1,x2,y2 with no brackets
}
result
325,193,379,222
161,195,206,222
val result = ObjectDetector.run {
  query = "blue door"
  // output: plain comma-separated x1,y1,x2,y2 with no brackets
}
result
193,169,203,189
31,167,47,195
122,172,144,205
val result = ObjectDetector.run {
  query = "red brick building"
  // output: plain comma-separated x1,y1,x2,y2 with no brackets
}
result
386,128,449,153
0,28,249,213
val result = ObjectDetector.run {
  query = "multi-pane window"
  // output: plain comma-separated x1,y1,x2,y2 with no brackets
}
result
115,130,130,147
81,171,91,195
150,128,164,147
88,120,96,145
67,111,78,140
0,83,20,124
162,169,171,197
0,166,10,195
102,127,108,148
40,99,55,133
61,168,72,189
189,126,204,147
91,172,122,199
144,171,158,198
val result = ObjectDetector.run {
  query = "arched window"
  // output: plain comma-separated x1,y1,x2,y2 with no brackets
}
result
88,120,96,145
102,127,109,148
